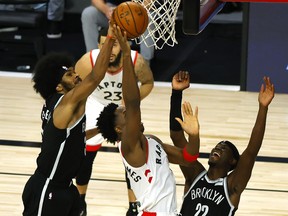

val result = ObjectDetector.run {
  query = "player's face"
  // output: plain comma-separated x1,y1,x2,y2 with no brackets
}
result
59,67,82,92
114,106,126,132
114,106,145,133
208,143,234,168
99,36,122,67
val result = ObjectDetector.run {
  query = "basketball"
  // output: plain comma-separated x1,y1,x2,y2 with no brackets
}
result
111,1,149,39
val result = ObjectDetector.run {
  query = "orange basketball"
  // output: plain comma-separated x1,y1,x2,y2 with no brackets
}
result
112,1,149,39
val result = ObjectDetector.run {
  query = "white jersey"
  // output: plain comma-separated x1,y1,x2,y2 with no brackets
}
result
85,49,138,146
89,49,138,105
118,136,178,216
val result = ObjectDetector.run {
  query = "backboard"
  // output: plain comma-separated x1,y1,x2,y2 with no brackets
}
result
182,0,226,35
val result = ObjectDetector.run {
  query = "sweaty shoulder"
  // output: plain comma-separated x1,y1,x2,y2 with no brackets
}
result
75,51,93,80
134,53,154,84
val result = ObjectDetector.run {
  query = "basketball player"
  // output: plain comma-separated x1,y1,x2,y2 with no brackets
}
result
21,24,116,216
81,0,154,63
74,28,154,215
170,76,275,215
96,26,200,215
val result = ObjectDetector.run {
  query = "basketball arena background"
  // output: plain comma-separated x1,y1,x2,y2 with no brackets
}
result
0,1,287,93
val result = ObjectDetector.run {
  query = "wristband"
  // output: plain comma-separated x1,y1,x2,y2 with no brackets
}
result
106,35,115,40
182,146,199,162
169,89,182,131
172,89,182,95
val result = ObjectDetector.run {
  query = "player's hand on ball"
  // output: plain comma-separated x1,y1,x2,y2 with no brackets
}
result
113,25,131,54
107,21,116,39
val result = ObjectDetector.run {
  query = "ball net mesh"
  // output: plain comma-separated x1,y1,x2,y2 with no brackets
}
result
132,0,182,50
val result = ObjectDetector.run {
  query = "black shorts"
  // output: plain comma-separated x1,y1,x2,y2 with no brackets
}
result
22,171,80,216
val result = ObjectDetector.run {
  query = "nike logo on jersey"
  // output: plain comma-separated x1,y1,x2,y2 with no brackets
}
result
145,169,153,183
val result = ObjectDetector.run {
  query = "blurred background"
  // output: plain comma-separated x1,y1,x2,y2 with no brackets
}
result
1,1,287,92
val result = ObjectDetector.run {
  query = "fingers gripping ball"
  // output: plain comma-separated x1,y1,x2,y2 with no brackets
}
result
112,1,149,39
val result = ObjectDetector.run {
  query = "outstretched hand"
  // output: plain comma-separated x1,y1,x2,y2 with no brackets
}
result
259,76,274,107
107,21,116,39
175,102,199,136
112,24,131,55
172,71,190,91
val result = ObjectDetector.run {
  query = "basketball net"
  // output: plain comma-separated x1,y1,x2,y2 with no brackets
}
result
132,0,181,50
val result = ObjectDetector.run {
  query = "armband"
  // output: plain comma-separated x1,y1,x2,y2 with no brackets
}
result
106,35,116,40
169,89,183,131
182,146,199,162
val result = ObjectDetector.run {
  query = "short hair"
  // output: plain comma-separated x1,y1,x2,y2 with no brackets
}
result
97,103,119,144
98,27,108,43
218,140,240,170
32,52,75,100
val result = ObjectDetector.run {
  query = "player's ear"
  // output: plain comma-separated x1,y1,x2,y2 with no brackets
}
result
229,158,238,170
115,126,121,134
56,84,63,93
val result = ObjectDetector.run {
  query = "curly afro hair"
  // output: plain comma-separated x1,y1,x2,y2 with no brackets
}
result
97,103,119,144
32,52,75,100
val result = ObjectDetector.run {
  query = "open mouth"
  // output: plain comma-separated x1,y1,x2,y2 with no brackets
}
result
109,55,115,61
212,151,220,158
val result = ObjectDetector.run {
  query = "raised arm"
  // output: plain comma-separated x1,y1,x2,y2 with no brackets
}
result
175,102,200,159
114,26,145,166
168,71,204,192
169,71,190,148
53,24,115,129
69,25,115,103
229,76,275,201
169,71,201,158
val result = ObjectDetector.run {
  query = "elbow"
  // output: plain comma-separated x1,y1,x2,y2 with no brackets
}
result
140,83,154,100
184,160,198,167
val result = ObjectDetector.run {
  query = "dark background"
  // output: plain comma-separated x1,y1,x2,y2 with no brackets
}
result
243,3,288,93
0,2,243,86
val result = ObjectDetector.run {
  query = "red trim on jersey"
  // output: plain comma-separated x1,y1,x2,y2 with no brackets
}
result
142,212,156,216
86,144,102,152
89,50,94,67
145,137,149,163
183,146,199,162
133,51,138,65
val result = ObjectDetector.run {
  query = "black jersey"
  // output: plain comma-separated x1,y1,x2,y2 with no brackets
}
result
41,93,62,132
37,93,86,185
180,171,237,216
